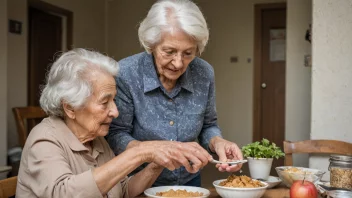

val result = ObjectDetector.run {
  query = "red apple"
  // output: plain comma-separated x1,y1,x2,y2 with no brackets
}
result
290,180,318,198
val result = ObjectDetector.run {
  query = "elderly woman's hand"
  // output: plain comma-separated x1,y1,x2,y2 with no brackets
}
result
140,141,212,173
209,136,244,172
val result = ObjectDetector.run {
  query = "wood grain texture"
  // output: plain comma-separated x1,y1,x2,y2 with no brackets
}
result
0,176,17,198
12,106,47,147
284,140,352,166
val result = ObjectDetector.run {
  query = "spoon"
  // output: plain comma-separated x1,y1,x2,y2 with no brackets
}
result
211,159,248,165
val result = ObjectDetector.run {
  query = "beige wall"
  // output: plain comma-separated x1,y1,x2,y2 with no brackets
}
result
310,0,352,180
7,0,28,150
1,0,8,169
285,0,312,167
3,0,317,183
7,0,107,148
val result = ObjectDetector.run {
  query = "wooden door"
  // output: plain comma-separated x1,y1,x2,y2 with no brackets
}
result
253,3,286,175
28,7,62,106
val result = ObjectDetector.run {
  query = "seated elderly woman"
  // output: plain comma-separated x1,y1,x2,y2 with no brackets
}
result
16,48,212,198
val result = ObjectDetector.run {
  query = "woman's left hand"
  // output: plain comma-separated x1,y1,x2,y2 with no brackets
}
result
209,136,244,172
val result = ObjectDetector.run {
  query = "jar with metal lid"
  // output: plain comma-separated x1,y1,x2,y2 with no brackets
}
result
329,155,352,190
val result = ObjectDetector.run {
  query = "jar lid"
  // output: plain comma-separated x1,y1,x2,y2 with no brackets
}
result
327,190,352,198
330,155,352,162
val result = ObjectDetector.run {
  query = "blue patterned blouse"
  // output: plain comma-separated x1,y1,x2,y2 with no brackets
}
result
106,52,222,186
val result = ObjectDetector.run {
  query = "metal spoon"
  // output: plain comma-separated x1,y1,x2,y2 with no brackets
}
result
211,159,248,165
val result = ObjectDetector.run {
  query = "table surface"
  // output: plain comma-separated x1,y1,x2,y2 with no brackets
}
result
137,186,290,198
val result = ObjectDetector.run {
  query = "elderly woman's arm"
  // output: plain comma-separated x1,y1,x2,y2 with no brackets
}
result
127,163,163,197
25,135,211,198
94,141,212,196
198,65,243,172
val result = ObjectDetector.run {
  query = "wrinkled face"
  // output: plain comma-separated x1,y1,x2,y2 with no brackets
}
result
153,29,197,81
73,71,118,139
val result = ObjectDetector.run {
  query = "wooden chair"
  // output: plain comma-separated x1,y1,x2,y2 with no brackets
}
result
12,106,47,148
283,140,352,166
0,176,17,198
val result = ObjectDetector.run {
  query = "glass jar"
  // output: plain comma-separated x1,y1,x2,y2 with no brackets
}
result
329,155,352,190
327,190,352,198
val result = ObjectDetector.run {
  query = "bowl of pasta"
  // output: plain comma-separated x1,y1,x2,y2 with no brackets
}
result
213,175,268,198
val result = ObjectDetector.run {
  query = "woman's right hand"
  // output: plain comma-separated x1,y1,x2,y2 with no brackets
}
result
139,141,212,173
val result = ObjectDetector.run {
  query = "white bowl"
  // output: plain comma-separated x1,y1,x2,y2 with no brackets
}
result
213,179,268,198
275,166,325,188
144,186,210,198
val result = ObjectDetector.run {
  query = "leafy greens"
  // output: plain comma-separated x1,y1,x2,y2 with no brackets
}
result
242,138,285,159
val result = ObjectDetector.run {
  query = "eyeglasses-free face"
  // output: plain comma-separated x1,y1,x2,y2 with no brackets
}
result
153,30,197,84
156,46,196,61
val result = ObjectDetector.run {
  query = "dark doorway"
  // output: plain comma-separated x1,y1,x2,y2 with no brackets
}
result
28,1,73,106
28,7,62,106
253,3,287,176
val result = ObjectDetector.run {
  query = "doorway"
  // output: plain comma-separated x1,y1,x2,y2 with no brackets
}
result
28,0,73,106
253,3,287,175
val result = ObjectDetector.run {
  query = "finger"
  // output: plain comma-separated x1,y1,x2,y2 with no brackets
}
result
191,143,213,161
230,144,244,160
216,148,228,162
158,156,176,171
183,153,203,173
175,154,194,173
225,164,242,172
180,143,210,167
218,166,226,172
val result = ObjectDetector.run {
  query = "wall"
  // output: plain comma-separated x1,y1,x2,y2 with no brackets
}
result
0,0,8,172
7,0,107,149
310,0,352,180
7,0,28,150
108,0,285,148
107,0,290,187
285,0,312,167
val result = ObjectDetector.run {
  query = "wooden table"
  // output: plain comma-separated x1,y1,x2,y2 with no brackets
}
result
137,186,290,198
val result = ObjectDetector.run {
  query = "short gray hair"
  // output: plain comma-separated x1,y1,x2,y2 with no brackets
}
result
40,48,119,117
138,0,209,54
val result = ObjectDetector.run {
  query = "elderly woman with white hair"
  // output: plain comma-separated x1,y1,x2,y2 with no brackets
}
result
106,0,244,187
16,48,212,198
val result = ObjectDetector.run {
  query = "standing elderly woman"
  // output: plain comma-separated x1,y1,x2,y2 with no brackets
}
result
106,0,243,187
16,48,212,198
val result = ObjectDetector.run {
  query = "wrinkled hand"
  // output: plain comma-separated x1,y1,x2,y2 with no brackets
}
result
141,141,212,174
210,136,243,172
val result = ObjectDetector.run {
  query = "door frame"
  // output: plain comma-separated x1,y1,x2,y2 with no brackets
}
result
253,3,286,142
27,0,73,105
28,0,73,49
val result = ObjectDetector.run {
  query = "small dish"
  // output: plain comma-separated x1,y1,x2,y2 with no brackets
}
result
264,176,282,189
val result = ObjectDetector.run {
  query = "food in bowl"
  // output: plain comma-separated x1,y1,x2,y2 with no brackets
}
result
144,186,209,198
213,175,268,198
219,175,265,188
276,166,325,188
156,189,203,197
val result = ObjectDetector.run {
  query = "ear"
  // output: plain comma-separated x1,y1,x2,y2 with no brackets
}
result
62,102,75,119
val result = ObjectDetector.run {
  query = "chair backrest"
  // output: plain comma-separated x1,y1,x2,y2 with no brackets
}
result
12,106,47,148
283,140,352,166
0,176,17,198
